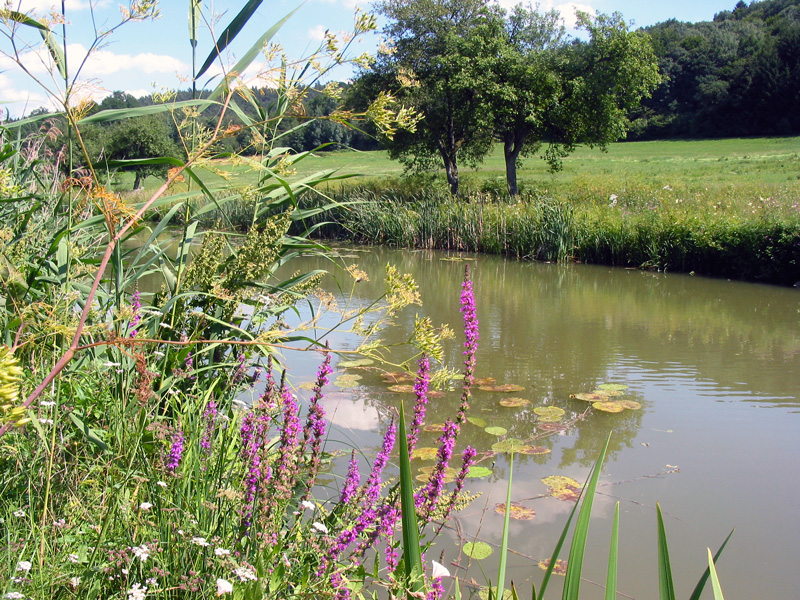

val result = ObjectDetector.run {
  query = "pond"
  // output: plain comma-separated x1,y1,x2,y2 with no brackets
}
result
267,245,800,599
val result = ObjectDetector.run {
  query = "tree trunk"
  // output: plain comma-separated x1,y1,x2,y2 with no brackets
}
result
133,171,143,190
503,132,524,197
444,154,460,196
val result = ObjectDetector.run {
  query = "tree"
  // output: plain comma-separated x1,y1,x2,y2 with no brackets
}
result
106,115,180,189
493,8,661,195
361,0,505,195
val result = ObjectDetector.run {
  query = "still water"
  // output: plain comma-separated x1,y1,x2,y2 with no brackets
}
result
274,246,800,600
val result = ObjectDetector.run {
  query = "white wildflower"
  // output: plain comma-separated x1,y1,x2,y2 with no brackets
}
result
4,593,25,599
16,561,32,572
300,500,315,511
431,560,450,579
214,547,231,556
12,509,25,517
216,578,234,595
39,401,56,407
127,583,147,600
312,522,328,534
69,576,81,587
191,536,210,547
233,565,258,581
156,481,167,488
67,553,80,563
139,502,152,511
131,545,150,562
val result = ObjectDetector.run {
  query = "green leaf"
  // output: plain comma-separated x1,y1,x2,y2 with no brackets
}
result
397,401,424,595
688,529,734,600
78,100,218,123
707,549,726,600
9,12,69,81
496,452,513,600
562,432,611,600
189,0,202,49
68,412,109,452
462,541,493,560
196,0,265,79
656,504,676,600
605,502,619,600
209,6,302,101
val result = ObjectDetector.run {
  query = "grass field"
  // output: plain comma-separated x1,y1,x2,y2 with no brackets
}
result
116,136,800,194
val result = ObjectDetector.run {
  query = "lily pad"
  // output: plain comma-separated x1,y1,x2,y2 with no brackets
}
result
479,384,525,393
542,475,581,490
462,541,493,560
474,377,497,386
499,397,530,407
519,445,551,455
598,383,629,392
484,426,508,436
491,438,527,453
338,358,374,368
297,381,316,390
617,400,642,410
423,423,446,432
592,389,623,397
388,384,444,397
494,503,535,520
479,587,513,600
381,371,415,383
412,447,439,461
570,392,607,402
534,406,565,422
592,401,625,413
416,466,457,483
551,487,580,502
539,559,567,576
334,374,362,388
466,466,493,479
467,416,488,428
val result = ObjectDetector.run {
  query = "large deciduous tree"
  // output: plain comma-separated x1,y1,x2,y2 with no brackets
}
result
494,7,661,195
361,0,504,195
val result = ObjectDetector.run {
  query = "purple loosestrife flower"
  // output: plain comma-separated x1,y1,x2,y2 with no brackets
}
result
408,353,430,454
301,351,332,501
427,577,445,600
239,410,270,531
416,420,457,515
441,446,477,522
458,266,479,426
200,400,218,457
185,351,196,382
339,451,360,505
166,429,184,474
128,289,141,338
232,353,246,385
330,572,351,600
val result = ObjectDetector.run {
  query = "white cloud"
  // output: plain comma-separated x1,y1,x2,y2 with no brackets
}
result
308,25,327,41
12,0,106,12
492,0,595,32
65,44,187,76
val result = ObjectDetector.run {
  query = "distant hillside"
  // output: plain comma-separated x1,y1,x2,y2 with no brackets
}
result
632,0,800,138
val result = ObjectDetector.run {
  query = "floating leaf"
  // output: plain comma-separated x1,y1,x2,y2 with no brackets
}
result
537,423,568,432
466,466,493,478
551,487,580,502
484,426,508,436
492,438,527,453
478,587,513,600
495,503,535,520
479,384,525,393
388,384,443,397
334,374,362,388
539,559,567,576
571,392,607,402
474,377,497,386
499,397,529,407
534,406,565,420
382,371,415,383
598,383,629,392
411,447,439,461
297,381,316,390
463,541,493,560
423,423,446,432
338,358,374,368
519,445,551,455
592,401,624,413
416,466,457,483
467,416,488,428
592,389,623,397
542,476,581,490
617,400,642,410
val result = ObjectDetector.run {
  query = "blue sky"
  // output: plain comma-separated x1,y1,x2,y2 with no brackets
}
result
1,0,739,118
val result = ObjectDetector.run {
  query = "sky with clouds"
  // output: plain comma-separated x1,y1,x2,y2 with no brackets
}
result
1,0,739,118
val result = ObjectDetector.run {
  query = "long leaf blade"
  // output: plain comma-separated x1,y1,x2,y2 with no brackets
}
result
496,453,514,600
605,502,620,600
688,528,734,600
78,100,218,123
562,432,611,600
706,549,725,600
656,504,676,600
209,6,301,101
196,0,265,79
398,401,424,595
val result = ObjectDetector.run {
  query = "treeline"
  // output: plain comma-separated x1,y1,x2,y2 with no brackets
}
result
634,0,800,138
